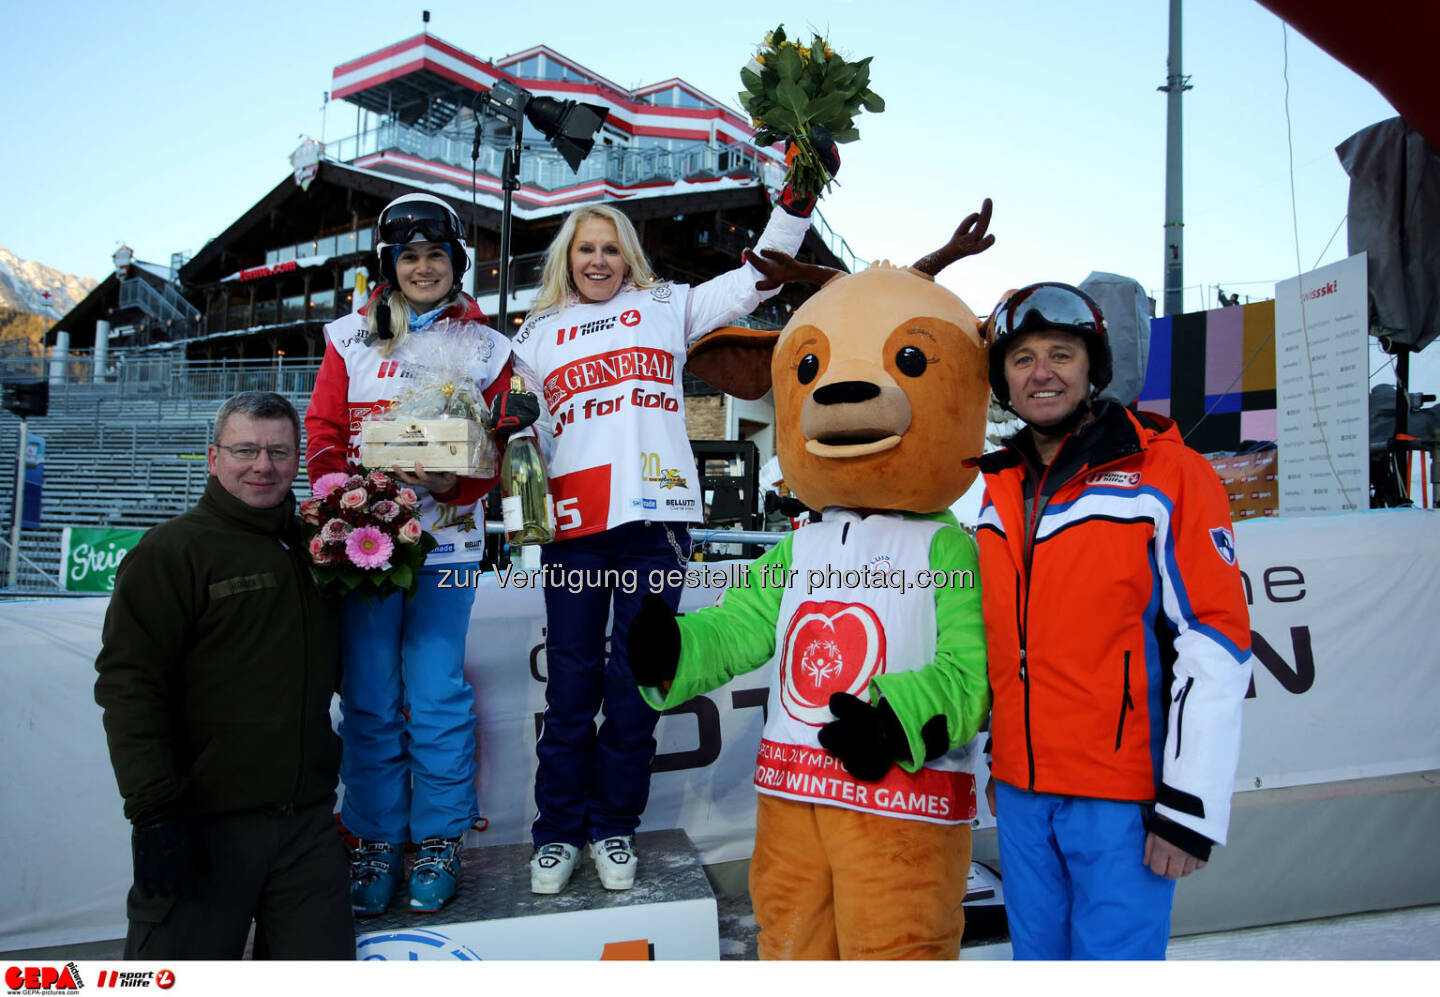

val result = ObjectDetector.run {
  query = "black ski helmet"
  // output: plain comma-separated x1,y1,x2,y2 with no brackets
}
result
375,193,470,295
987,282,1112,407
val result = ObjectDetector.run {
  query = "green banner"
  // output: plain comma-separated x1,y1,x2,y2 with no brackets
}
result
59,526,148,593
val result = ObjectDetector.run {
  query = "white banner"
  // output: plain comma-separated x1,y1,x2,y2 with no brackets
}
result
1228,509,1440,788
1276,253,1370,516
3,509,1437,950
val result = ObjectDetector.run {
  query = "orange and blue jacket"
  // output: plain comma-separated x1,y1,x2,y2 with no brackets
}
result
974,403,1252,854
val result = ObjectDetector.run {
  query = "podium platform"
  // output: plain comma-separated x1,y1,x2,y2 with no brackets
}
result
355,829,718,960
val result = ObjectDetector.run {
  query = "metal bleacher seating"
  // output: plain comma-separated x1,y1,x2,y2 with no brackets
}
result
0,356,321,595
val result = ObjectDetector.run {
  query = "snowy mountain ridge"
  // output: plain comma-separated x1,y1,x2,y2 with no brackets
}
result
0,248,98,320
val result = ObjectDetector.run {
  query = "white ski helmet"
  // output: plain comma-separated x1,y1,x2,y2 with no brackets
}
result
375,193,470,294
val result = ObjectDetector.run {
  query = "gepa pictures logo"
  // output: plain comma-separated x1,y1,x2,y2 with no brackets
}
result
5,963,83,992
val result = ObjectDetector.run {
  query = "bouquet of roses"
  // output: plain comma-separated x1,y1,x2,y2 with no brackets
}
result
738,24,884,201
300,469,437,600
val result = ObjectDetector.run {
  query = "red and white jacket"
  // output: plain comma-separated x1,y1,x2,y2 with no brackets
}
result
305,290,524,566
509,208,810,541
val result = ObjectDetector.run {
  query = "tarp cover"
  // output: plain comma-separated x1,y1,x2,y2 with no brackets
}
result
1337,117,1440,353
1081,271,1152,407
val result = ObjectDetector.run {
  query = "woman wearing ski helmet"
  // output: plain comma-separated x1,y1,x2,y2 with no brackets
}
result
509,139,839,896
971,281,1252,958
304,192,542,916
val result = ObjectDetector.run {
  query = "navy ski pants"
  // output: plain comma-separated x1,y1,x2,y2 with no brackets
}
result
531,520,691,847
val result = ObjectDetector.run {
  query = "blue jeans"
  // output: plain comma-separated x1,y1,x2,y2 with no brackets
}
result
532,521,692,848
339,565,479,842
994,780,1177,959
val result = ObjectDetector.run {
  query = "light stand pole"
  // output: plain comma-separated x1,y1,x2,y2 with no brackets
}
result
1159,0,1191,317
470,94,524,334
495,125,523,333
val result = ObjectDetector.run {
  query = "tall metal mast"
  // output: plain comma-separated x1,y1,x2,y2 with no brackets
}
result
1160,0,1191,317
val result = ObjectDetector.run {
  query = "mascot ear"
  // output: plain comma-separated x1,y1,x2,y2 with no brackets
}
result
981,286,1020,346
686,326,779,400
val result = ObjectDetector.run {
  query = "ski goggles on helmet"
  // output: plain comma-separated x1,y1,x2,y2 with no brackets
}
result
990,283,1105,346
377,199,461,247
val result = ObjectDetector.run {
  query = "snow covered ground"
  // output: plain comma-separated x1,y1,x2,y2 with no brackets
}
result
958,904,1440,960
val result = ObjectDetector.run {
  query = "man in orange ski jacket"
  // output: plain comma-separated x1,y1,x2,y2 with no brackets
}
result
972,282,1252,959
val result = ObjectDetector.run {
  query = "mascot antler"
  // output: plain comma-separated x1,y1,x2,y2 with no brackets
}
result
911,198,995,277
743,248,843,290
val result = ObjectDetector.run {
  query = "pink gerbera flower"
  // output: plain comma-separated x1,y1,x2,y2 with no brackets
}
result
313,472,351,498
345,526,393,570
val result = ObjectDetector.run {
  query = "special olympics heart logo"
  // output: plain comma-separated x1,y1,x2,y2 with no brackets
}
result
779,600,886,726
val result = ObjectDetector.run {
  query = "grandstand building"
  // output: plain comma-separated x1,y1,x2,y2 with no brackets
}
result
48,31,854,375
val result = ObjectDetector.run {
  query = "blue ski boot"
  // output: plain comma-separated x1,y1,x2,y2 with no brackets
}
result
408,837,463,912
350,839,403,917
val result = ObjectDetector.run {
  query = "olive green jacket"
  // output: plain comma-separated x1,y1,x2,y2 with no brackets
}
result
95,476,342,822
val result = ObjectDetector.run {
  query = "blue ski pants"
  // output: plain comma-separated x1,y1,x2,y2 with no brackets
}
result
994,780,1177,959
339,564,479,843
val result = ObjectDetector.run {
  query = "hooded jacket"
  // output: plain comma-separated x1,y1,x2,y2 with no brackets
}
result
974,403,1253,855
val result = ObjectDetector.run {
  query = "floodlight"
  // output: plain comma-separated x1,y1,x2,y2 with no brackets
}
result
525,97,609,171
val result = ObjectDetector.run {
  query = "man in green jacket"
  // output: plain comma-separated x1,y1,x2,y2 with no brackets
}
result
94,391,353,959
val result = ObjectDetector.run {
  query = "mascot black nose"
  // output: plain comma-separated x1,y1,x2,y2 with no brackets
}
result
812,381,881,405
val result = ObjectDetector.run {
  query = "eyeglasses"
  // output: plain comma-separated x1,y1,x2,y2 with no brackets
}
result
216,444,296,462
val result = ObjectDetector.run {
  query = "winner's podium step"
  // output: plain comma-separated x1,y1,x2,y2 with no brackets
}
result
355,828,718,960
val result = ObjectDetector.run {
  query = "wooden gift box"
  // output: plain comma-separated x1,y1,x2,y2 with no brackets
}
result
360,418,497,476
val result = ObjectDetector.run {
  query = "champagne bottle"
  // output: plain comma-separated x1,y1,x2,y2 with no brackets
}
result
499,376,554,545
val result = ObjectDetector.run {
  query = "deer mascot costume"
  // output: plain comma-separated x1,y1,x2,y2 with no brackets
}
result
627,203,996,959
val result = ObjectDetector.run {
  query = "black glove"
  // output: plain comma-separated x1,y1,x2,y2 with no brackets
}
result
489,387,540,441
778,126,841,218
818,692,908,781
131,816,198,898
819,693,953,781
626,593,681,688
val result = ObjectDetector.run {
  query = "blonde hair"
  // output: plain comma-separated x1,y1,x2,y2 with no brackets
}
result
365,289,416,357
530,204,661,314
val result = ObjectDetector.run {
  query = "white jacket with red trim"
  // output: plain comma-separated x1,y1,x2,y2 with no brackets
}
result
509,208,810,541
305,290,531,566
